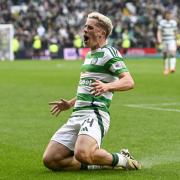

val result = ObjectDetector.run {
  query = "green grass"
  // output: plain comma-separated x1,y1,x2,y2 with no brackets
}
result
0,58,180,180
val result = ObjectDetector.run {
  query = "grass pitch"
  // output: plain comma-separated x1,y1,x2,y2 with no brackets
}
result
0,58,180,180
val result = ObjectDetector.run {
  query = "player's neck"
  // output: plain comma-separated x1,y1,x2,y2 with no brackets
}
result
91,40,107,50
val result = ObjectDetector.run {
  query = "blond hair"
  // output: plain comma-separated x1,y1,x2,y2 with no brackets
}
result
88,12,113,37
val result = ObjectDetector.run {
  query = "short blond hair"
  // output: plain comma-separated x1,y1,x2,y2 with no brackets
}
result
88,12,113,37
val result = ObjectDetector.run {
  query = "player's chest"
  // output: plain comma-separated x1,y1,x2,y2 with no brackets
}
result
83,52,105,66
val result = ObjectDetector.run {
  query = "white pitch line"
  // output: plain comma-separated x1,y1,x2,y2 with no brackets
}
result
125,104,180,113
126,102,180,107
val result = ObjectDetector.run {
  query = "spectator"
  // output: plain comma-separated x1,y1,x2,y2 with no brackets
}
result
12,35,20,58
32,35,42,59
0,0,179,59
121,28,131,55
73,34,83,59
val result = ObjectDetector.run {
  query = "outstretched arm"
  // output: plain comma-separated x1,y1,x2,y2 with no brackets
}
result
49,97,76,117
91,72,134,96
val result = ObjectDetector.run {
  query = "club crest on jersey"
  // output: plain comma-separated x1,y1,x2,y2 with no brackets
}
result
90,58,98,64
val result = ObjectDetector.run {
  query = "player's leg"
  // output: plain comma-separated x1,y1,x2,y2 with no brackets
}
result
43,112,141,170
42,136,133,171
75,113,141,170
42,115,83,171
169,42,177,73
163,52,169,75
169,53,176,73
43,140,81,170
74,134,127,168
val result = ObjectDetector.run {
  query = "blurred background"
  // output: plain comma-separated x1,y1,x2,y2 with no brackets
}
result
0,0,180,60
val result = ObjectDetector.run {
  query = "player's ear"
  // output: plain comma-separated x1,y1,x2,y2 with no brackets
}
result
99,29,106,38
101,30,106,37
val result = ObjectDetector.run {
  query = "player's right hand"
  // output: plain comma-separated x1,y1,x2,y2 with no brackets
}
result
49,99,71,117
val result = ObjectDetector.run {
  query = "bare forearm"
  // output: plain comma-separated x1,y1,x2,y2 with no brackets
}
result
157,30,162,43
107,76,134,92
91,72,134,96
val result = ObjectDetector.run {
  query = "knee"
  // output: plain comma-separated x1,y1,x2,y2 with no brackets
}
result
42,153,54,170
74,148,93,164
43,153,60,171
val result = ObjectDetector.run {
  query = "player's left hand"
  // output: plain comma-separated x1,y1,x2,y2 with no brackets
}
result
91,80,109,96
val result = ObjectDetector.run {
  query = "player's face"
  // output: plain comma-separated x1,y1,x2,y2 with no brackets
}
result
83,18,103,49
165,12,172,20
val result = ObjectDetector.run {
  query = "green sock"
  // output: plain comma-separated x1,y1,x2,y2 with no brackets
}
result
80,163,88,170
111,153,119,167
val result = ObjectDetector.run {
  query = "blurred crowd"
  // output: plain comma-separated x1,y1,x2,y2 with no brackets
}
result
0,0,180,58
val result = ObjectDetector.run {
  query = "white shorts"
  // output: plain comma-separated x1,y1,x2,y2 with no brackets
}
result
162,40,177,52
51,110,110,151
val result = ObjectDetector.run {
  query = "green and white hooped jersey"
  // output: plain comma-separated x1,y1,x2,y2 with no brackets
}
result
73,45,129,114
158,19,177,42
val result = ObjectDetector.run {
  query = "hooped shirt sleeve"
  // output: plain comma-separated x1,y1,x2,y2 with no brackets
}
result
104,46,129,76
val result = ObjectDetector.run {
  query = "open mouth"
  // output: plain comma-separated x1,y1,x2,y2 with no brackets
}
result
83,35,89,42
